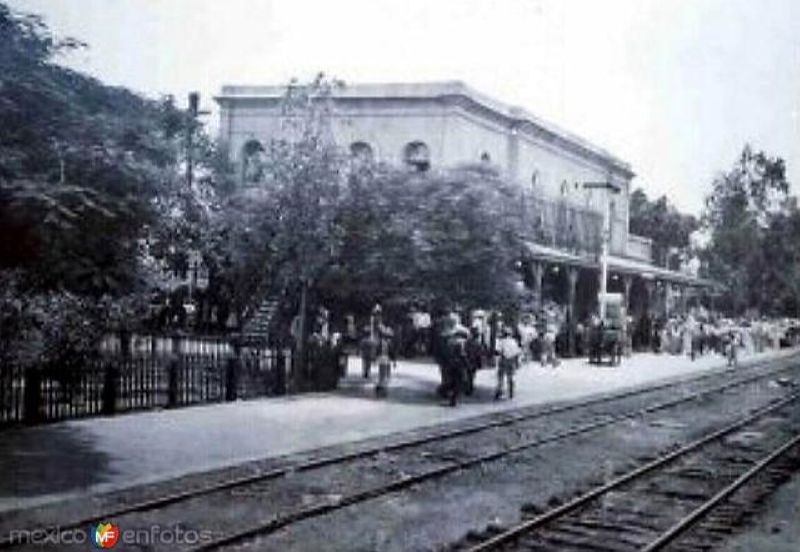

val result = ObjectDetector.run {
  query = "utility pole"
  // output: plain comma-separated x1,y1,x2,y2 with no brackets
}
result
186,92,197,189
184,92,209,306
583,179,621,320
185,91,210,190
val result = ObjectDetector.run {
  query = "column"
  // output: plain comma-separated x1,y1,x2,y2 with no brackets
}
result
644,280,656,317
531,261,545,310
622,275,633,312
643,279,657,351
664,282,673,319
566,267,579,356
682,285,692,313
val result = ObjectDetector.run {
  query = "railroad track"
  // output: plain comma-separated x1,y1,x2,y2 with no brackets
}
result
461,394,800,552
1,353,798,551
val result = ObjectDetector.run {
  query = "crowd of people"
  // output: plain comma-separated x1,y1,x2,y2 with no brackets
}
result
349,305,571,406
312,302,799,406
643,311,800,366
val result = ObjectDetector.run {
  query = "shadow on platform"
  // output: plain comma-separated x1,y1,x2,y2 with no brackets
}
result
335,367,499,407
0,425,113,498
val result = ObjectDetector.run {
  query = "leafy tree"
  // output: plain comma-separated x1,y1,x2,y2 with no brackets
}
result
628,188,698,268
0,2,189,299
320,163,525,315
759,198,800,315
0,2,200,364
701,145,793,314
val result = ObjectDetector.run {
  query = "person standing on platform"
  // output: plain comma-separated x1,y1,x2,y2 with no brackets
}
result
465,326,484,396
588,313,602,364
495,325,521,400
360,325,376,379
374,325,395,397
471,309,490,349
517,314,536,363
724,328,739,367
685,314,698,360
541,316,560,367
345,313,357,348
411,307,432,356
445,324,470,407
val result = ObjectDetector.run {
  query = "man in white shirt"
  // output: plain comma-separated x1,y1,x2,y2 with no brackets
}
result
517,314,536,363
495,326,521,400
411,308,432,355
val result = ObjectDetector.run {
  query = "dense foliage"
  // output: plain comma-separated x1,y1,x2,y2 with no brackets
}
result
701,146,799,315
0,2,197,364
628,188,698,269
208,76,527,328
0,3,192,297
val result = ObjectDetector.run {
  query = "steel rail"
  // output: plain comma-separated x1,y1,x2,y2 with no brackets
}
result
185,366,800,551
465,393,800,552
0,354,795,550
641,431,800,552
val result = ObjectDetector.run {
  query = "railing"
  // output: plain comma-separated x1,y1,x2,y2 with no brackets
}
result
626,233,654,262
0,334,295,428
522,194,603,256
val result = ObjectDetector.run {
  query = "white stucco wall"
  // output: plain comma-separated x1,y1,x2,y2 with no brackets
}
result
218,87,633,256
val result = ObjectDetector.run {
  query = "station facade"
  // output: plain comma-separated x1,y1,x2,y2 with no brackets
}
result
215,81,711,350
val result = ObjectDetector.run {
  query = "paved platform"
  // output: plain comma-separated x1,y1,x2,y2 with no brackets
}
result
0,348,797,513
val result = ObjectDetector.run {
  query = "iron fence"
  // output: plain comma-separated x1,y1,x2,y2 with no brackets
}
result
0,335,295,428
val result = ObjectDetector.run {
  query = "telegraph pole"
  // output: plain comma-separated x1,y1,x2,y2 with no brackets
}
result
184,92,209,304
583,179,621,319
185,91,210,189
186,92,199,189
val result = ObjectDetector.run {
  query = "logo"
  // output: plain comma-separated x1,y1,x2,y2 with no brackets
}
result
92,523,120,549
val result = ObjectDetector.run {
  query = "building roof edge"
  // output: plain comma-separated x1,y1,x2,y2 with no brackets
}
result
215,81,634,177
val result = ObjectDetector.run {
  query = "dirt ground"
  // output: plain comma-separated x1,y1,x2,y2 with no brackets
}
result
4,360,799,552
718,470,800,552
228,370,798,551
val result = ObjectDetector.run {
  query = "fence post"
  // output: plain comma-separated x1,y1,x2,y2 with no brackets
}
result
167,334,181,408
337,349,348,379
275,348,287,396
225,341,240,402
119,329,132,359
23,367,41,425
102,364,118,415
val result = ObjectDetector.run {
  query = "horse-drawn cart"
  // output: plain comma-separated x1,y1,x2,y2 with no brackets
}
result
588,293,626,366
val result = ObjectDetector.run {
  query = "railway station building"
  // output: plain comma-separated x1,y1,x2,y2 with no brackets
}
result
214,81,712,350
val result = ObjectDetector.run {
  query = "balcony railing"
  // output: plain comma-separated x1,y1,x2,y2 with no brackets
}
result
626,233,654,262
521,194,602,257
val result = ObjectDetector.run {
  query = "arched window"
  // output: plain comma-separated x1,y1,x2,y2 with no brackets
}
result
349,141,374,164
403,141,430,172
241,139,265,184
480,151,491,163
560,179,568,196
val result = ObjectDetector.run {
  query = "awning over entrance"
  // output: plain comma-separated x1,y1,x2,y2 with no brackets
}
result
606,255,713,287
524,242,713,288
524,242,596,269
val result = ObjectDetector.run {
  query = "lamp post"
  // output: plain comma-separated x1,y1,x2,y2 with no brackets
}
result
185,91,211,190
583,179,621,319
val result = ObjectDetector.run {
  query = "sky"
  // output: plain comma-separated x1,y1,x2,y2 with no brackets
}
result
8,0,800,215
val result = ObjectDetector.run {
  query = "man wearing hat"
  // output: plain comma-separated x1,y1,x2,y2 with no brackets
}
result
444,323,470,406
495,325,521,400
360,325,376,379
375,324,396,397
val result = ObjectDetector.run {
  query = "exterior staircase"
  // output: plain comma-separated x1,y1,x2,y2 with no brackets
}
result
240,295,281,346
